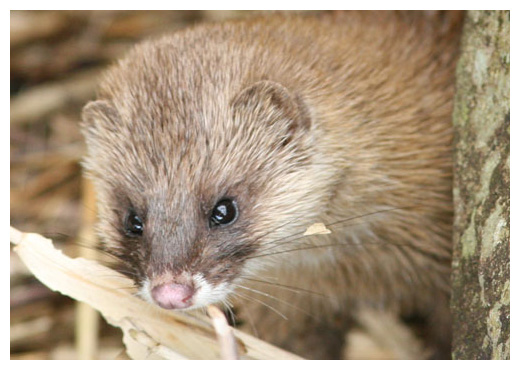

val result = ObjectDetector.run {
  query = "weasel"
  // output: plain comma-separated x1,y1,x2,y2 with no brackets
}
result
81,11,462,359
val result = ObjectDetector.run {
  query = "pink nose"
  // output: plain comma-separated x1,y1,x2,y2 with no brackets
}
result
151,283,195,310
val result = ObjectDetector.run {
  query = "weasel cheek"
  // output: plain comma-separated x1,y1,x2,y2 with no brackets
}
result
191,273,232,308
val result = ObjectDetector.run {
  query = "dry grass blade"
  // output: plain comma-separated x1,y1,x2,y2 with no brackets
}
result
207,305,239,360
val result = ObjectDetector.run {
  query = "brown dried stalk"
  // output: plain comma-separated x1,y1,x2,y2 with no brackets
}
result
10,226,302,360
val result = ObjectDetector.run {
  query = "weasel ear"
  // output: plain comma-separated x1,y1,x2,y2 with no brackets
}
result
81,100,119,131
231,80,311,142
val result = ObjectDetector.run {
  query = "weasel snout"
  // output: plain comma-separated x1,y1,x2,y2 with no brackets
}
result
143,272,233,310
151,282,195,310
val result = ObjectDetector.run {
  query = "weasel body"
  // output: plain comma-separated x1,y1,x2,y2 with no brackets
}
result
82,12,462,359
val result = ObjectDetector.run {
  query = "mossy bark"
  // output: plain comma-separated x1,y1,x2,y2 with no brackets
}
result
451,10,510,360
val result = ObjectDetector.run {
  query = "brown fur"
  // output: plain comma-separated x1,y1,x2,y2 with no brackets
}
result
81,11,463,359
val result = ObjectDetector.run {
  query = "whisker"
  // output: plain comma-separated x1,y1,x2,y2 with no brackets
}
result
257,220,371,255
247,239,448,261
254,206,421,256
233,297,259,337
246,242,360,260
221,300,237,327
210,207,410,264
240,276,330,299
112,269,140,280
231,290,288,321
70,242,128,263
110,285,138,292
327,206,420,229
211,208,313,254
234,284,317,320
243,211,311,252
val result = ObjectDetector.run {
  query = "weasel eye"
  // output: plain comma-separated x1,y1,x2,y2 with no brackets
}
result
125,211,144,236
210,199,238,227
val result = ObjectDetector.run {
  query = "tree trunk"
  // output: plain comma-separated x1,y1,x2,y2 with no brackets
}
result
451,10,510,360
